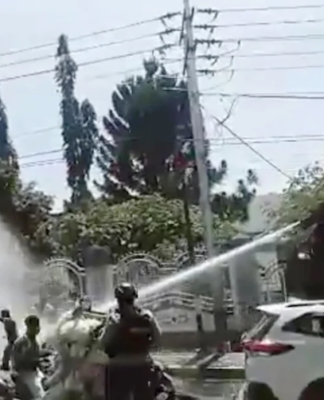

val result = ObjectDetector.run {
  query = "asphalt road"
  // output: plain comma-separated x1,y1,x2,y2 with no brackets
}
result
176,379,244,400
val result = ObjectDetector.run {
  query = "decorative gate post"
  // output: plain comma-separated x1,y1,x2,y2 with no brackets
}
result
82,245,111,304
37,258,86,312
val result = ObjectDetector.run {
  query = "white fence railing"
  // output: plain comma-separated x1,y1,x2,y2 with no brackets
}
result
139,290,235,314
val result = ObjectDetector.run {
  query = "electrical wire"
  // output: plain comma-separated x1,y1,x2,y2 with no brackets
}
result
204,108,293,180
203,92,324,100
21,158,64,168
213,4,324,13
2,17,323,71
201,33,324,45
195,17,324,30
14,126,58,139
3,35,324,83
4,35,324,83
0,13,180,58
209,64,324,73
0,30,178,70
20,149,62,160
200,49,324,60
16,135,324,163
162,85,324,99
0,50,181,84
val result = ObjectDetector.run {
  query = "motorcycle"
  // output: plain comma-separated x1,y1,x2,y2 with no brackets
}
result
0,310,199,400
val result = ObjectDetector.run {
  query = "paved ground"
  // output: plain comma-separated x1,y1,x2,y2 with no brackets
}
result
153,351,197,366
209,353,245,370
179,379,245,400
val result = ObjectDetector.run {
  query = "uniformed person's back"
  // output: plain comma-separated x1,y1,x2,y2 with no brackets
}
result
101,283,161,400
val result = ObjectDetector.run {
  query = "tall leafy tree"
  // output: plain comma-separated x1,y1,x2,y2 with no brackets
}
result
96,59,256,222
0,94,53,256
273,163,324,299
0,94,19,218
55,34,98,206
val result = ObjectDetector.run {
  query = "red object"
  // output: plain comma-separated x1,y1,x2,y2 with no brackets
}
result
173,153,187,169
241,339,294,356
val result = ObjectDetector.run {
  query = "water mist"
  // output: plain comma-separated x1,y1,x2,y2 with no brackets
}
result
97,222,299,312
0,219,38,339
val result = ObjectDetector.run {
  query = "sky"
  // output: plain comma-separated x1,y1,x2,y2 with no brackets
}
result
1,0,324,211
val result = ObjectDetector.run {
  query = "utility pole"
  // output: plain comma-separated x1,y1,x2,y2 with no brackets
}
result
182,0,226,339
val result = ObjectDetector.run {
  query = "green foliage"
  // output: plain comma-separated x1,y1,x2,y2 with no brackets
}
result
41,195,236,261
55,34,98,205
96,59,257,223
270,163,324,226
13,182,53,254
0,93,54,256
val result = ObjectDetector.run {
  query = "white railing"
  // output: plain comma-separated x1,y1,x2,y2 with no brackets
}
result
139,290,234,314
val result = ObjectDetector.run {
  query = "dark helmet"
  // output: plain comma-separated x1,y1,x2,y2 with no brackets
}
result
114,283,138,302
1,309,10,318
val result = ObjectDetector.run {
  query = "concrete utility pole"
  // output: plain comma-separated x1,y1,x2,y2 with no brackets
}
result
182,0,226,337
182,0,214,257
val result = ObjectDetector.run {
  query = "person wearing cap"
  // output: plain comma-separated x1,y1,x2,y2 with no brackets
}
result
100,282,161,400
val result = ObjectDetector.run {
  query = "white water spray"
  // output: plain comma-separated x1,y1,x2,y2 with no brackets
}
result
0,220,37,332
97,222,299,312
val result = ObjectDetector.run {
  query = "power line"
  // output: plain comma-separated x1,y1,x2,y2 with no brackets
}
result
203,92,324,100
214,137,324,146
0,49,181,84
198,33,324,46
14,126,58,139
163,85,324,98
19,154,320,171
199,63,324,74
0,30,178,70
205,109,293,180
0,13,180,58
21,158,64,168
20,149,62,160
3,16,322,71
201,49,324,61
212,4,324,13
4,36,324,84
195,17,324,30
17,135,324,162
5,34,324,83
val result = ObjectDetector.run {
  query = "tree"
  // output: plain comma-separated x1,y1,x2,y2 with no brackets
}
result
13,182,54,256
96,59,257,222
270,163,324,226
0,95,19,219
0,94,53,256
55,34,98,206
38,194,236,261
271,163,324,299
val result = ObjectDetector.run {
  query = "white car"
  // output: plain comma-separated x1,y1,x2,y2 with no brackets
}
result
242,300,324,400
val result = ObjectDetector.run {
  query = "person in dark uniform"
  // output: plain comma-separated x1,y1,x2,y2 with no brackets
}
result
0,309,18,370
100,283,161,400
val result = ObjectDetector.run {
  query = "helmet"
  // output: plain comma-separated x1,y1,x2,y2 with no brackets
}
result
1,309,10,318
114,283,138,302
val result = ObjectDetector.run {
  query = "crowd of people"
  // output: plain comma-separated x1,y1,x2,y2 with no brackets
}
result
0,283,172,400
